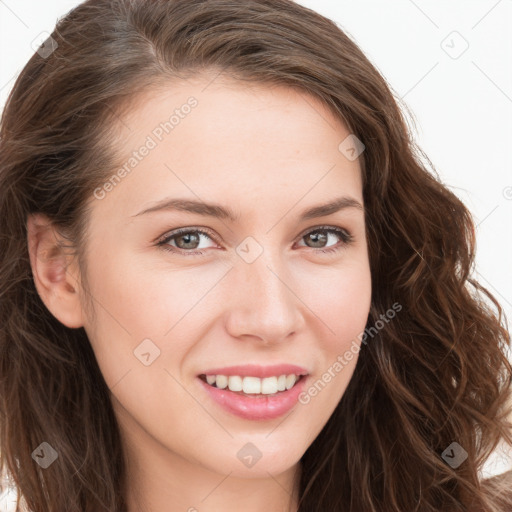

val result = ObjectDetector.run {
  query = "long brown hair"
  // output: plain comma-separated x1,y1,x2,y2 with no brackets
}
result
1,1,511,510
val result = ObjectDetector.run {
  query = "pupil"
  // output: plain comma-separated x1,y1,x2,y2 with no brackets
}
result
308,232,326,248
178,233,199,249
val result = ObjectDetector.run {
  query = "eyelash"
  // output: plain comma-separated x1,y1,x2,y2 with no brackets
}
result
155,225,354,257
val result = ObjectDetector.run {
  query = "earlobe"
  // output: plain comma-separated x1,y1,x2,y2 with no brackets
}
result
26,213,84,329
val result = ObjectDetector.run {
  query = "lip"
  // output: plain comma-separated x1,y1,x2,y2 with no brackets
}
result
198,364,309,378
198,373,309,421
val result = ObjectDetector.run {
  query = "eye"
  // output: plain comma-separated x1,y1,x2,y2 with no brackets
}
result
156,228,217,255
295,226,354,254
156,225,354,256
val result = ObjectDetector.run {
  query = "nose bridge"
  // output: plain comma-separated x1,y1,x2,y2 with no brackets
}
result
246,252,287,306
226,241,304,340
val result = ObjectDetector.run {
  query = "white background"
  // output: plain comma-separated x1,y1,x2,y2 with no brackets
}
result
1,0,511,479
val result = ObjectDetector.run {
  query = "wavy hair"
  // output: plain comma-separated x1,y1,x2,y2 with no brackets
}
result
1,1,511,511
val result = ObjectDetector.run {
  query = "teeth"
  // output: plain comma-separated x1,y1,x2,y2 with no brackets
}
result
228,375,243,392
262,377,278,394
215,375,228,389
203,374,301,394
285,374,297,390
242,376,261,394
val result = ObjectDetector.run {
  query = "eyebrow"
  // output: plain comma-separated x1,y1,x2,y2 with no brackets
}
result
131,195,364,221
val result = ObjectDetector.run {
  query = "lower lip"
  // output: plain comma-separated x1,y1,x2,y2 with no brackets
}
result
198,375,309,420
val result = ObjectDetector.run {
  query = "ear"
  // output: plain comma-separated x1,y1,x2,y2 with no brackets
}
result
26,213,84,328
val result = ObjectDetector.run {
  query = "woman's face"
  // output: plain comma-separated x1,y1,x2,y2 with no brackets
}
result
79,75,371,483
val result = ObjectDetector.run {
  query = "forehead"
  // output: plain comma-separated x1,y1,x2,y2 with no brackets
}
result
89,75,364,221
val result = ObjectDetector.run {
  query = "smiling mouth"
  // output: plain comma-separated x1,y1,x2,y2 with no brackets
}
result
198,373,306,397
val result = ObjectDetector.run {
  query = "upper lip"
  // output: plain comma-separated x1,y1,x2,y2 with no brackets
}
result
199,364,309,378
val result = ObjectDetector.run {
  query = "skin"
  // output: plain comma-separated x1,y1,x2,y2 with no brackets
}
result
27,73,372,512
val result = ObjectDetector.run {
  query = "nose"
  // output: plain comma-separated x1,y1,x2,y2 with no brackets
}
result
224,248,306,344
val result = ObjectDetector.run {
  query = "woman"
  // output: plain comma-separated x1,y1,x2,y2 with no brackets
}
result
0,0,511,511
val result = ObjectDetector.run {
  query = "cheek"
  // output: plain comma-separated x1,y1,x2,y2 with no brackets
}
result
295,259,371,399
81,253,205,439
84,249,192,337
81,247,231,389
297,257,372,344
80,249,179,389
